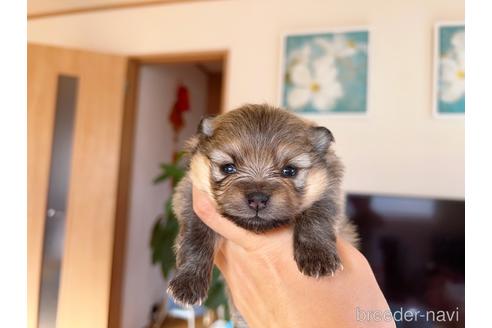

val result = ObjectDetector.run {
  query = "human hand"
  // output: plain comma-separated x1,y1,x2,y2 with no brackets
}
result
192,187,396,328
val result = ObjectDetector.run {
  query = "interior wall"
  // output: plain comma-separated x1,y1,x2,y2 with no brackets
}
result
122,64,208,328
27,0,465,199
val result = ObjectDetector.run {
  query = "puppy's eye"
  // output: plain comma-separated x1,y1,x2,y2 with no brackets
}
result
281,165,297,177
221,163,237,174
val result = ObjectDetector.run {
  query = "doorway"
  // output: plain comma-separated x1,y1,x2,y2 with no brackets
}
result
115,54,227,328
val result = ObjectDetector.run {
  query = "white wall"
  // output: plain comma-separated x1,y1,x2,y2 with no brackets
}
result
122,64,208,328
27,0,465,199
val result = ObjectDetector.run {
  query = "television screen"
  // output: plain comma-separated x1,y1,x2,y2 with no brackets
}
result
346,194,465,328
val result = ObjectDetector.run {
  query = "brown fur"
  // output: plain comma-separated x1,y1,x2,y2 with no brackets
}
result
168,104,358,316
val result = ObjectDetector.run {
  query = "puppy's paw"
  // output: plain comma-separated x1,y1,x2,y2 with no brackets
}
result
294,242,342,278
167,272,209,306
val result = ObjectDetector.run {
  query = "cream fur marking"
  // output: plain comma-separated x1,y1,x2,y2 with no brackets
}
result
301,168,328,209
189,153,213,197
290,153,313,169
209,149,233,164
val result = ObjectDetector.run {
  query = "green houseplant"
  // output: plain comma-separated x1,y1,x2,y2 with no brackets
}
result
150,153,230,321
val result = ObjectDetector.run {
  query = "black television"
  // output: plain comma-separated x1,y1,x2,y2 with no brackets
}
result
346,194,465,328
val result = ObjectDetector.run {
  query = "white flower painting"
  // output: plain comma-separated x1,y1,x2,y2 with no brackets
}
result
281,29,369,114
287,56,343,110
435,24,465,115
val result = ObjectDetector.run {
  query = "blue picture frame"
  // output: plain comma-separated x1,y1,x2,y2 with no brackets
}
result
434,23,465,116
280,28,369,115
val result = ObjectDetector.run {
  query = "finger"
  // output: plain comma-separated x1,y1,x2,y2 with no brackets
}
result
336,238,370,273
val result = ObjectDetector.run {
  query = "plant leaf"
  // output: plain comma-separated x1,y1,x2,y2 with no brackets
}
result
153,163,185,184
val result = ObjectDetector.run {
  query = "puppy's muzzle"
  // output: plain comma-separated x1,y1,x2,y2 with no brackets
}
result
246,192,269,211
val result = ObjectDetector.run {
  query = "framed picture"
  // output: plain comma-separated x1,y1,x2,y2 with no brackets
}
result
279,27,369,115
433,22,465,116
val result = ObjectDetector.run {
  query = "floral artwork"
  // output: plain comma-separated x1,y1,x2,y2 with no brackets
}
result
281,29,369,114
435,24,465,115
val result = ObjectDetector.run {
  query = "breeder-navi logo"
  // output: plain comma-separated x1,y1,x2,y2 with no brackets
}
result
355,307,460,323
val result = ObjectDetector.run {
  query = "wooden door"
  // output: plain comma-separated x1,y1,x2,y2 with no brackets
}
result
28,43,132,328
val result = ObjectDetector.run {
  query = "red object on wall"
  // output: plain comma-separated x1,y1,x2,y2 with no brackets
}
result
168,84,190,135
168,84,190,162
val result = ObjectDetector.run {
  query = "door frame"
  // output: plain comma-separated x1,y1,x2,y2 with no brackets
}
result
108,49,229,327
130,50,229,113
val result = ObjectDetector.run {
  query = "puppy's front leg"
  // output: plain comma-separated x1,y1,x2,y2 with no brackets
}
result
168,212,216,306
293,198,342,277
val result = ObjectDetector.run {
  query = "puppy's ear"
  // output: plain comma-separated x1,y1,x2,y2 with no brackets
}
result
310,126,334,154
198,116,215,137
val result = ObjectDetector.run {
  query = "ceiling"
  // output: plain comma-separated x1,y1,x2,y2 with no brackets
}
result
28,0,211,19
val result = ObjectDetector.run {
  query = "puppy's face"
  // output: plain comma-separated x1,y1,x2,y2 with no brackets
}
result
193,105,334,232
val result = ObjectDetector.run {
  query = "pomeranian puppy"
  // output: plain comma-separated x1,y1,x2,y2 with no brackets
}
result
168,104,357,307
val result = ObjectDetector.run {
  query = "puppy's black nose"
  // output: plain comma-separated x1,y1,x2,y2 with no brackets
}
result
247,192,269,211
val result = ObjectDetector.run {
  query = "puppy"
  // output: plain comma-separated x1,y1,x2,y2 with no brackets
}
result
168,104,358,307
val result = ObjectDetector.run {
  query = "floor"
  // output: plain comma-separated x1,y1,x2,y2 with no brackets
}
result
161,317,206,328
